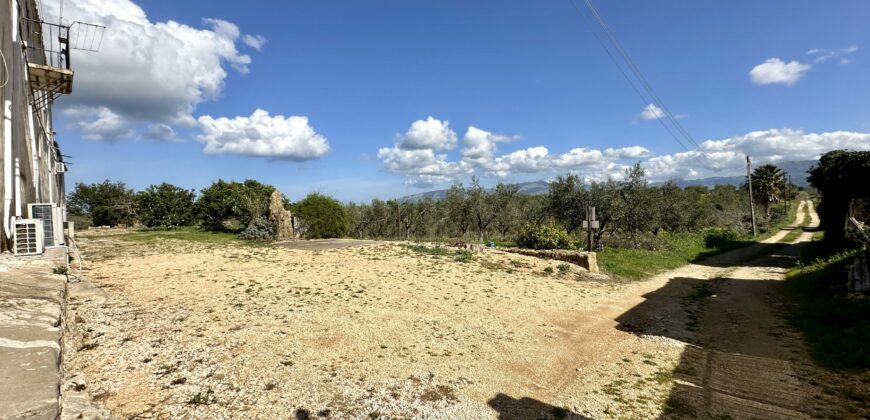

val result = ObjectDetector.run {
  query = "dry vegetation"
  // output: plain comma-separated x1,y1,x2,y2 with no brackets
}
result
66,232,688,419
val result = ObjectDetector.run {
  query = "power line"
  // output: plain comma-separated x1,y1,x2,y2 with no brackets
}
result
567,0,692,152
581,0,701,149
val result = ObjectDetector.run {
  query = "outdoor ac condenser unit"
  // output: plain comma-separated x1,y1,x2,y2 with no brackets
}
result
27,203,63,247
13,219,44,255
54,162,67,173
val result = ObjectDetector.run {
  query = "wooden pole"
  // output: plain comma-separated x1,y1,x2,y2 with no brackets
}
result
747,156,757,237
586,207,593,253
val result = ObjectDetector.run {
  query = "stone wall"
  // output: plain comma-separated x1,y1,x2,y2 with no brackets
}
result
502,248,599,273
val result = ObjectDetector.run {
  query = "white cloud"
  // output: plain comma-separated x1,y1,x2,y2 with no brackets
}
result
604,146,653,159
807,45,858,64
379,120,870,187
639,104,665,120
396,117,458,150
749,58,811,86
460,126,518,166
66,107,134,141
242,34,268,51
377,147,472,187
487,147,553,177
645,128,870,181
42,0,253,135
196,109,330,160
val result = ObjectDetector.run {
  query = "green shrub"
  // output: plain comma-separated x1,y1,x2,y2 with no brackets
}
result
135,183,196,228
702,227,741,248
515,220,572,250
238,216,276,241
196,179,276,232
67,213,93,230
67,180,136,227
293,193,349,239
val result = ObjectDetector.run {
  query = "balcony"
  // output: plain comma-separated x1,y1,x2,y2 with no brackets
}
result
24,19,104,109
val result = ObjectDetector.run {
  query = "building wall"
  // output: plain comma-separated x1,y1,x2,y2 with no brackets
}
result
0,0,67,252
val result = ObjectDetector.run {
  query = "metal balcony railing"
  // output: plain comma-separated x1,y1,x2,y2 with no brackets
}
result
23,19,105,110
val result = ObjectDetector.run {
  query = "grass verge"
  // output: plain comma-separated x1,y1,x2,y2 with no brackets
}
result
779,207,810,243
784,238,869,370
598,233,748,280
94,226,246,245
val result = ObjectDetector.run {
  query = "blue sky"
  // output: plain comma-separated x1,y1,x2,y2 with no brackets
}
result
51,0,870,202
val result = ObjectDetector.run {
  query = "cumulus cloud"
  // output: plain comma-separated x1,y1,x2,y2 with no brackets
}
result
196,109,330,160
749,58,811,86
646,128,870,180
378,119,870,187
604,146,653,159
460,126,518,165
242,34,268,51
377,147,472,187
807,45,858,64
66,107,134,141
639,104,665,120
378,118,644,186
42,0,254,136
396,117,458,150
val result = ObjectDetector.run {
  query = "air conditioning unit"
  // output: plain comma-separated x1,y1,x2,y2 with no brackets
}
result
27,203,64,247
54,162,67,173
13,219,44,255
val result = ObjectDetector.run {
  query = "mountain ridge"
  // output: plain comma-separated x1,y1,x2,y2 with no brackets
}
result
399,160,815,202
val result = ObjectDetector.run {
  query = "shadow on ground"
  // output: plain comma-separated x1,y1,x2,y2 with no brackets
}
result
487,393,591,420
616,241,866,419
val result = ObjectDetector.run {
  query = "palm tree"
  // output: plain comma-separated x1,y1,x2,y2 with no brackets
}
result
745,164,785,217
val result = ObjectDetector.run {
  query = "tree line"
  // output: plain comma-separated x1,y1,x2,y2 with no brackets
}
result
67,179,350,239
346,162,798,248
69,159,810,247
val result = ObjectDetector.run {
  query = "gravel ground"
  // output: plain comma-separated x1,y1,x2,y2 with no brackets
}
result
65,235,688,419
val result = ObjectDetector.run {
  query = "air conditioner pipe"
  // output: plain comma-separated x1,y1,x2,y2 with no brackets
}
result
3,2,18,238
14,157,20,218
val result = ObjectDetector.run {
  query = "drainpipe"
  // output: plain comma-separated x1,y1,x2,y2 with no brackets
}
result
3,3,18,238
14,158,21,218
27,104,38,199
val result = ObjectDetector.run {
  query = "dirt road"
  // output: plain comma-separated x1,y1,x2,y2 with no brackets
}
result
65,201,865,419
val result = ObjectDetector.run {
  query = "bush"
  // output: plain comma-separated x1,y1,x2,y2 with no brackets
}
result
515,220,572,250
197,179,276,232
293,193,349,239
703,227,741,248
135,183,196,228
238,216,276,240
68,180,136,227
67,213,93,230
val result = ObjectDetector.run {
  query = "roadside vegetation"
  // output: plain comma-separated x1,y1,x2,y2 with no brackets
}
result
786,240,868,369
784,150,870,371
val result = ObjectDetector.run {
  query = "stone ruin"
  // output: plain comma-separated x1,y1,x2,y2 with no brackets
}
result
267,191,296,239
501,247,599,273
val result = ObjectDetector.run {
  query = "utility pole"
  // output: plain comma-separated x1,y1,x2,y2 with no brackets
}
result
747,156,757,237
783,172,789,214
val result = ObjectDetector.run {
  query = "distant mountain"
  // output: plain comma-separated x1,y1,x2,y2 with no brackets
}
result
399,160,816,202
400,180,548,203
665,160,815,188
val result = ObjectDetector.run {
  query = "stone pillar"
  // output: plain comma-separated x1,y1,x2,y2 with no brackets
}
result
267,191,294,239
